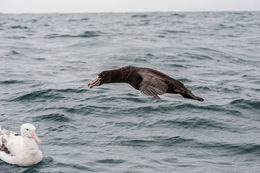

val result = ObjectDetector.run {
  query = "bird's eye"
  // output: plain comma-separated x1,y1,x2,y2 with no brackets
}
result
26,128,29,131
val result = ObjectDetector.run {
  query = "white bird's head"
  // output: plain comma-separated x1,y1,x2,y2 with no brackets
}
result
21,123,42,145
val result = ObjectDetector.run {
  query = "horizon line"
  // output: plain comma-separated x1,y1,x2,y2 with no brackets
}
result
0,9,259,14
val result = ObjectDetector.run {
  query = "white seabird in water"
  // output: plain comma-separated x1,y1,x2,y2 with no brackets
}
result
0,123,43,166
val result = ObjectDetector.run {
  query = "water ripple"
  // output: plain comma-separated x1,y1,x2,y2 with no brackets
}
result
12,89,65,101
33,113,72,122
195,142,260,156
11,88,88,102
131,14,148,18
0,80,25,85
230,99,260,110
117,136,195,147
45,31,103,38
150,118,238,131
96,159,125,164
10,25,29,29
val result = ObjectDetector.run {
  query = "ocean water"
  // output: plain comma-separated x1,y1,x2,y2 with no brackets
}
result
0,11,260,173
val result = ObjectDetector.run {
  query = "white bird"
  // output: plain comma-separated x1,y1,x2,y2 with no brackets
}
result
0,123,43,166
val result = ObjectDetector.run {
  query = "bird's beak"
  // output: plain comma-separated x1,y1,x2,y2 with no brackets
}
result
31,131,42,145
88,76,101,88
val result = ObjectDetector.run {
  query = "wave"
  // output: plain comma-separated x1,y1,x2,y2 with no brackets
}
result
68,18,88,22
214,23,235,31
149,118,236,131
98,95,146,104
171,13,185,17
0,80,25,85
24,153,92,171
33,113,72,122
116,136,195,147
46,104,111,115
55,88,88,93
191,85,211,91
180,52,213,60
10,50,20,55
140,19,151,25
230,99,260,111
31,19,38,23
10,25,29,29
163,30,190,34
55,162,94,172
45,125,76,134
116,136,260,156
80,17,88,21
113,117,236,131
145,53,155,57
118,103,241,117
96,159,125,164
196,142,260,156
45,31,102,38
134,57,149,63
12,88,88,101
113,121,144,128
12,89,64,101
7,36,26,39
195,47,225,54
168,63,186,68
174,104,242,115
177,78,192,83
131,14,148,18
47,135,89,146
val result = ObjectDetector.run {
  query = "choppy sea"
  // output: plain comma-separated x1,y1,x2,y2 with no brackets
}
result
0,12,260,173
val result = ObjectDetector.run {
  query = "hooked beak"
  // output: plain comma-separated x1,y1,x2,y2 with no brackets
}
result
31,131,42,145
88,76,101,88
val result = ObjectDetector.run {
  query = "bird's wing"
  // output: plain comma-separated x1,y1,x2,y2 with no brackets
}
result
0,127,22,156
1,127,18,136
138,74,168,100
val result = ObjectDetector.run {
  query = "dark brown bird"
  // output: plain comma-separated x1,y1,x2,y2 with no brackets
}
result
88,66,204,101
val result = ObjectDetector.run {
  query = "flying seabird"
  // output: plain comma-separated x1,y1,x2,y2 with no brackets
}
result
88,66,204,101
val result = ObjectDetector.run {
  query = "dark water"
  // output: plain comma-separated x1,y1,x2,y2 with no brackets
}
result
0,12,260,172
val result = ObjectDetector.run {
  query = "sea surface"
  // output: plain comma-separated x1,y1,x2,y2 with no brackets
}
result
0,12,260,173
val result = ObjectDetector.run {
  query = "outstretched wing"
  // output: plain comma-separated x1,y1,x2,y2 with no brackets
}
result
138,75,168,100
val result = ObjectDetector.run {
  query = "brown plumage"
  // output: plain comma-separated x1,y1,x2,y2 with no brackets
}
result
88,66,204,101
0,144,10,154
0,137,10,154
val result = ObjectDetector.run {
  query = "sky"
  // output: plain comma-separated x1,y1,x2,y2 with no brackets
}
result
0,0,259,13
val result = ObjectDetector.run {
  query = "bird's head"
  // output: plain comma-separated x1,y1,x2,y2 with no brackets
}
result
88,70,117,88
21,123,42,145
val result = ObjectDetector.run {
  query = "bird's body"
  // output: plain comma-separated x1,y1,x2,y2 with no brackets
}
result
0,123,43,166
88,66,204,101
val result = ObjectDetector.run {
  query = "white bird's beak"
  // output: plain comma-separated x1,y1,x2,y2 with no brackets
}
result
31,131,42,145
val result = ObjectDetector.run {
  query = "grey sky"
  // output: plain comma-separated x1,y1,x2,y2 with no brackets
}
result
0,0,259,13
